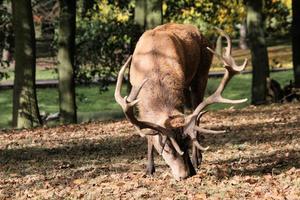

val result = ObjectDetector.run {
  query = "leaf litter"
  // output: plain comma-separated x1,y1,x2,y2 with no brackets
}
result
0,103,300,199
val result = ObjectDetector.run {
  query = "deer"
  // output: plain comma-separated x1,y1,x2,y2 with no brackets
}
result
115,23,248,180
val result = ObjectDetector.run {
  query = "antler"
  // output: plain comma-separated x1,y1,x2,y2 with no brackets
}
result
115,56,184,155
207,28,248,71
184,28,248,151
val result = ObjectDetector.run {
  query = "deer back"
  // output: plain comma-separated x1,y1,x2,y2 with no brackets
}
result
130,23,211,125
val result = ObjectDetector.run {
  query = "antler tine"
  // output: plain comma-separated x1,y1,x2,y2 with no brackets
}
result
127,78,148,102
184,28,248,149
194,126,226,134
216,28,248,72
207,47,248,72
207,27,248,71
213,69,248,104
194,111,226,134
189,59,247,119
115,55,160,131
215,27,232,57
114,55,133,108
196,111,208,122
193,139,210,151
136,128,159,137
170,136,184,155
115,56,184,155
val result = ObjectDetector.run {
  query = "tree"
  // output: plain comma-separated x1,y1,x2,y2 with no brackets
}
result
132,0,162,48
246,0,270,105
11,0,42,128
292,0,300,87
57,0,77,124
134,0,162,30
164,0,246,35
76,1,133,89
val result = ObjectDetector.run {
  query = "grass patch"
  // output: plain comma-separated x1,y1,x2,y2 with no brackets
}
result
0,70,294,128
206,70,293,110
0,90,12,128
2,68,57,82
0,85,125,128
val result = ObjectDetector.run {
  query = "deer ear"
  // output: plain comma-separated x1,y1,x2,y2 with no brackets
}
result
164,115,185,128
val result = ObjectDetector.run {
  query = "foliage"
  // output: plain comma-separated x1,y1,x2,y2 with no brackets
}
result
164,0,246,37
0,4,12,81
0,5,11,50
163,0,291,38
264,0,292,38
0,61,9,81
75,0,135,90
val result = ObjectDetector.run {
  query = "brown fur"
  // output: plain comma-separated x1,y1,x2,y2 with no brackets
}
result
130,23,213,125
129,23,213,180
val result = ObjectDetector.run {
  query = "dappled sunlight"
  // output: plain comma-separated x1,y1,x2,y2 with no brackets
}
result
1,103,300,198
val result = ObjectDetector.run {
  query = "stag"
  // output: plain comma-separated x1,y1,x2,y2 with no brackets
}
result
115,23,247,180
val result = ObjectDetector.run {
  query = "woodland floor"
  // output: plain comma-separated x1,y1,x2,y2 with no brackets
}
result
0,103,300,199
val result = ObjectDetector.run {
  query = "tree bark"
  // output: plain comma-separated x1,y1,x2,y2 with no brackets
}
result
58,0,77,124
12,0,42,128
135,0,162,30
246,0,270,105
133,0,162,50
292,0,300,88
239,20,248,50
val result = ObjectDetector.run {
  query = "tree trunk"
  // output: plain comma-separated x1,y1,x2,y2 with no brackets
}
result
135,0,162,30
246,0,270,105
58,0,77,124
12,0,42,128
239,20,248,50
133,0,162,50
292,0,300,88
215,36,222,55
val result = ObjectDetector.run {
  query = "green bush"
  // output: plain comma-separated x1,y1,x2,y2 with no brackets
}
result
75,1,135,90
163,0,291,39
264,0,292,38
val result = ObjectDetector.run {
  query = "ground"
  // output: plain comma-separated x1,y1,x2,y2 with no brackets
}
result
0,103,300,199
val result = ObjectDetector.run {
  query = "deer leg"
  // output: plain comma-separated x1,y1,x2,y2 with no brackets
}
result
191,142,203,168
192,145,199,168
184,88,193,111
194,134,205,168
145,137,155,175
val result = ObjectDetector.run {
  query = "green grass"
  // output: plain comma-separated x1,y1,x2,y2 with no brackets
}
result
0,70,293,129
0,85,125,128
2,68,57,82
206,70,293,110
0,90,12,128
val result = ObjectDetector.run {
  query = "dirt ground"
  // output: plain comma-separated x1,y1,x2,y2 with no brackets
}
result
0,103,300,199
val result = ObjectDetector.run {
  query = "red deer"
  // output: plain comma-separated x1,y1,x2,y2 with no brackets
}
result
115,23,247,180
